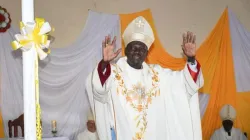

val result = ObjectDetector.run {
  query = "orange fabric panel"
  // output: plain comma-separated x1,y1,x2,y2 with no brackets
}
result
0,114,4,138
0,74,4,137
196,9,238,139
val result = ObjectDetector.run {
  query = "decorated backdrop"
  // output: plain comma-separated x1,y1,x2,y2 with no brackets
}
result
0,7,250,140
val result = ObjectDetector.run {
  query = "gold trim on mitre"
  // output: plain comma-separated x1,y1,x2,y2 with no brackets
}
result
122,16,155,49
220,104,236,121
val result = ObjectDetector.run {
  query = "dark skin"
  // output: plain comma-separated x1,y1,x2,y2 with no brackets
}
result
101,31,196,71
87,120,97,133
222,120,233,136
125,41,148,69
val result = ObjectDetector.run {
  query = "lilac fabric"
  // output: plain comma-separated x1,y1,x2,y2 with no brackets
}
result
229,8,250,92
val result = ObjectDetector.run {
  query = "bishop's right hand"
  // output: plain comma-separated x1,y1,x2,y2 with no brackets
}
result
102,35,122,63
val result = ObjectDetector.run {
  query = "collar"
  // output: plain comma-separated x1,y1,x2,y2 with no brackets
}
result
219,127,236,137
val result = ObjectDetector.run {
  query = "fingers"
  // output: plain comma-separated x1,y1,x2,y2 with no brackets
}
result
102,40,106,49
104,36,108,46
107,35,111,45
183,31,196,43
104,35,111,45
103,35,111,48
187,31,193,43
114,48,122,57
103,35,108,49
190,32,194,43
104,35,116,46
111,36,116,46
109,48,122,61
182,45,186,53
103,35,118,55
182,33,187,45
187,32,191,43
192,35,196,44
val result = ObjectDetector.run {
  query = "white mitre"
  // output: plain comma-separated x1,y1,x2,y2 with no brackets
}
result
122,16,155,49
87,110,94,120
220,104,236,121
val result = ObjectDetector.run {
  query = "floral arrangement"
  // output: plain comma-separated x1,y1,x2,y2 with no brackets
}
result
0,6,11,33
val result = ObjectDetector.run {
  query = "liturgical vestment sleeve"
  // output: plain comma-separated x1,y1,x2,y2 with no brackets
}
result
97,60,200,86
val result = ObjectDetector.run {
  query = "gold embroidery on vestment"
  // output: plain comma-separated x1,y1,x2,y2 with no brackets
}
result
113,65,160,140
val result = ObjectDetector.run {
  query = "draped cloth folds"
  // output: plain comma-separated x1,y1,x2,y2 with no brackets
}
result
229,8,250,137
197,9,238,139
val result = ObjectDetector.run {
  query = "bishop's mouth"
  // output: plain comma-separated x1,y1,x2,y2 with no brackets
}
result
133,54,142,59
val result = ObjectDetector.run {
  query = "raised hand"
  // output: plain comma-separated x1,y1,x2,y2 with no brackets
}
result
102,35,122,62
182,31,196,58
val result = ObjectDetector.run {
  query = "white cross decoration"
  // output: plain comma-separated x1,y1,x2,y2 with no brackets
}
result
135,18,145,28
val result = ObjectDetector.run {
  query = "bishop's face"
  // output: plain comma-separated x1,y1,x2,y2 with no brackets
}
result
87,120,96,133
222,120,233,132
125,41,148,69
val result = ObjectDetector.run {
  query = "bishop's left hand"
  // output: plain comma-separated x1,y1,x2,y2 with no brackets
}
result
182,31,196,57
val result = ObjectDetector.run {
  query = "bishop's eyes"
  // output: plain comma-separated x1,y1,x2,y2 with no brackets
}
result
130,46,147,53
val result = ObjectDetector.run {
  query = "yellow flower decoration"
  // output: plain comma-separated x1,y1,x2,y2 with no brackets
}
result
11,18,53,60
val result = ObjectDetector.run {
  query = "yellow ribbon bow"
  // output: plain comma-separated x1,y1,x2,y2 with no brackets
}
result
11,18,53,60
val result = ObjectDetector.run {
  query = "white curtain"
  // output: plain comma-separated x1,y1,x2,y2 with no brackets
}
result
229,8,250,92
199,93,209,119
0,11,121,140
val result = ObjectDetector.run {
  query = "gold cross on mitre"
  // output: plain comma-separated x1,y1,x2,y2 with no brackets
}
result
133,17,145,32
135,17,145,28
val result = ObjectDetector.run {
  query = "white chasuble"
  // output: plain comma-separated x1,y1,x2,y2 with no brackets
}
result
86,57,204,140
77,130,99,140
210,127,247,140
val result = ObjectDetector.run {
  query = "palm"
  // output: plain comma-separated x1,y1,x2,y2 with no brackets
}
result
103,44,118,62
102,35,122,62
182,31,196,57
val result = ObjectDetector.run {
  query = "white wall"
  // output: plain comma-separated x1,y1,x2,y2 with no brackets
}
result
1,0,250,57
